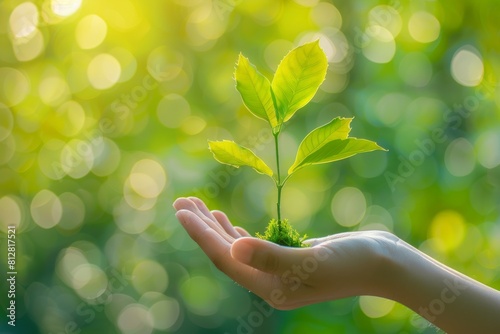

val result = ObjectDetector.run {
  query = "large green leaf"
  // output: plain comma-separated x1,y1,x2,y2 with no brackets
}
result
288,137,387,174
235,54,278,128
289,117,353,174
208,140,273,177
271,40,328,123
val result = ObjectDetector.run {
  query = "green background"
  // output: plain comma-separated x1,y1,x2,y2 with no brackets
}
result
1,0,499,333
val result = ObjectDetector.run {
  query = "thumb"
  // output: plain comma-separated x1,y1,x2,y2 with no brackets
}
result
231,237,308,275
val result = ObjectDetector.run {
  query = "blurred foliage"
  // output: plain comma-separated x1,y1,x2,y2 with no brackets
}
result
0,0,499,333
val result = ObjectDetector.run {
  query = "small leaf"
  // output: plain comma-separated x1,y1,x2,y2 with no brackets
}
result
289,117,353,173
208,140,274,177
288,137,387,174
235,54,278,128
272,40,328,123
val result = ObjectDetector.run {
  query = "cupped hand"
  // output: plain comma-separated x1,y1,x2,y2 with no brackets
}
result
173,197,400,310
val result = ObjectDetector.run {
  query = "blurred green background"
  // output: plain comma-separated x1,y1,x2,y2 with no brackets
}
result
1,0,499,333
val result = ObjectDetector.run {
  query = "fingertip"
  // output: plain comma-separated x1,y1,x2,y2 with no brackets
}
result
231,237,255,264
173,197,190,210
234,226,251,237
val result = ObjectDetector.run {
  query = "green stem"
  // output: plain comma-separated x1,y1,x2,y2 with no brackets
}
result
273,132,282,231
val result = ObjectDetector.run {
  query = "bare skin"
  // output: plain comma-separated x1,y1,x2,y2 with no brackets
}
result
173,197,500,333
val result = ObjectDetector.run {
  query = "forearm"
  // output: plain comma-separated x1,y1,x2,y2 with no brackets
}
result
383,241,500,333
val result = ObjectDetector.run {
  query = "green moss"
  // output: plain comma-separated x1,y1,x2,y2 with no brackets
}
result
256,219,308,248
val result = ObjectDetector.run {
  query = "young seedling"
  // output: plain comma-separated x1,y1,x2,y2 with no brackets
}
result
208,41,386,247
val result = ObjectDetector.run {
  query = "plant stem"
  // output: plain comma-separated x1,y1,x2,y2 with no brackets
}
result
273,132,282,231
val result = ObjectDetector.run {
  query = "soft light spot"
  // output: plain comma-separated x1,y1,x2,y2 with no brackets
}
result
92,138,121,177
76,15,107,49
132,260,169,294
117,304,154,334
39,76,69,106
294,0,319,7
149,298,180,330
0,196,22,232
430,210,466,253
0,135,16,165
129,159,166,199
147,47,184,82
54,101,86,137
281,186,312,231
157,94,191,128
408,11,440,43
359,205,393,231
180,276,220,316
0,68,30,106
31,189,62,229
399,52,433,87
369,5,402,37
0,104,14,141
350,153,387,179
14,31,44,63
56,247,88,287
362,25,396,64
360,296,395,318
181,116,206,135
51,0,82,17
444,138,475,177
60,139,94,179
114,200,155,233
72,264,108,299
331,187,366,227
475,130,500,169
451,46,484,87
9,2,39,38
38,139,66,180
310,2,342,29
59,192,85,231
373,93,410,127
87,53,121,90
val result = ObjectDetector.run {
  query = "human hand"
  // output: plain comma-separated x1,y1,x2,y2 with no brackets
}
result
173,197,400,310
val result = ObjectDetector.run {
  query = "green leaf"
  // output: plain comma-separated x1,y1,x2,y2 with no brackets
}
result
235,54,278,128
288,137,387,174
289,117,353,174
208,140,273,177
271,40,328,123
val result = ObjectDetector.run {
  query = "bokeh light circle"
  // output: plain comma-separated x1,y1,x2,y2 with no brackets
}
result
361,25,396,64
0,196,22,232
399,52,433,87
76,15,107,49
430,210,466,253
129,159,167,199
444,138,475,177
132,260,169,294
149,298,180,330
369,5,402,37
359,296,395,318
0,103,14,141
451,46,484,87
30,189,62,229
475,130,500,169
87,53,122,90
117,304,154,334
9,2,39,38
180,276,220,316
408,12,440,43
331,187,366,227
51,0,82,17
0,68,30,106
39,75,70,106
157,94,191,128
72,264,108,299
